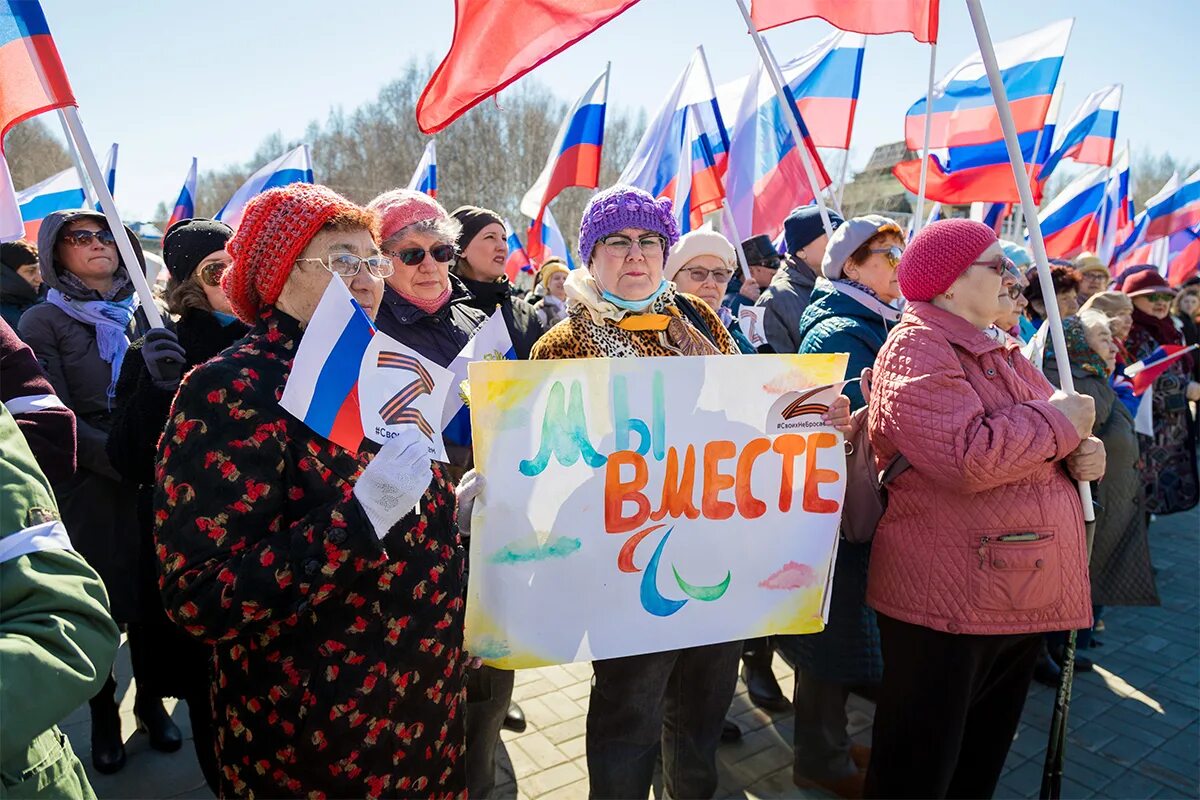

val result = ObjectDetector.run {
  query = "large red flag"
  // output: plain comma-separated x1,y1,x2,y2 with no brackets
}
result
751,0,939,43
417,0,641,134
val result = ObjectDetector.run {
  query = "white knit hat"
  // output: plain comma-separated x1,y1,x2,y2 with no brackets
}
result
664,224,736,281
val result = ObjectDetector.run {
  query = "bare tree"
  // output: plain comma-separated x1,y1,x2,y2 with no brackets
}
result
176,59,645,257
3,117,71,190
1132,149,1199,211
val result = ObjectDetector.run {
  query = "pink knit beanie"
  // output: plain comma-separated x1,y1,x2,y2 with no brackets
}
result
897,218,999,302
368,188,449,243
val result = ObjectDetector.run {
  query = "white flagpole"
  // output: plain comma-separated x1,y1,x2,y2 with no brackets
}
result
60,108,164,328
56,109,97,208
732,0,836,238
913,44,938,234
964,1,1091,516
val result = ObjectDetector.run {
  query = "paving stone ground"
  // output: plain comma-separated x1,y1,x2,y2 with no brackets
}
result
71,506,1198,799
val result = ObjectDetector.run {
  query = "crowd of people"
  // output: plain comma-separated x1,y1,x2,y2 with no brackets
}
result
1,181,1197,800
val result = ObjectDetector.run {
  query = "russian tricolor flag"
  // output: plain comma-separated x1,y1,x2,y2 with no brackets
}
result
216,144,313,230
1144,166,1200,241
619,48,731,232
279,277,375,452
442,309,516,449
894,20,1072,203
93,142,117,210
521,66,607,230
971,201,1010,234
1126,344,1198,396
1096,144,1131,264
723,39,835,243
164,158,197,237
1037,163,1108,259
503,219,532,281
1,0,78,242
15,165,84,241
1040,84,1121,180
1165,226,1200,287
406,140,437,198
527,206,575,269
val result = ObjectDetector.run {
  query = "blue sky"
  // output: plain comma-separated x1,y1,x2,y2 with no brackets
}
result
38,0,1197,219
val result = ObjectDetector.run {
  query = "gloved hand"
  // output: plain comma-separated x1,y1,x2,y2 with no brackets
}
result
353,427,432,539
455,469,486,537
142,328,186,391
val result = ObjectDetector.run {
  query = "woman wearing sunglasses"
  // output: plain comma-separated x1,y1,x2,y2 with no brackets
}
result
17,210,169,775
1122,270,1199,516
768,215,901,797
862,219,1104,799
102,218,241,789
664,225,757,353
451,205,546,360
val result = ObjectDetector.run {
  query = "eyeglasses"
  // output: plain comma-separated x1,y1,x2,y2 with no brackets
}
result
868,245,904,268
681,267,734,284
61,229,116,248
750,259,781,271
1145,292,1174,303
1005,284,1024,300
296,253,394,278
198,260,231,287
600,234,667,258
383,244,457,267
973,255,1021,282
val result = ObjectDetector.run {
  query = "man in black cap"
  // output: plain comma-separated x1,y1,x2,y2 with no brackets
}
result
724,234,783,316
755,206,843,353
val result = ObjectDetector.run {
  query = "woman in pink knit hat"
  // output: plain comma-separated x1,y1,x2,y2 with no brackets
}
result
863,219,1106,799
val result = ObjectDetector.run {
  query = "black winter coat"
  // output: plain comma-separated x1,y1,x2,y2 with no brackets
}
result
154,307,467,798
458,275,546,359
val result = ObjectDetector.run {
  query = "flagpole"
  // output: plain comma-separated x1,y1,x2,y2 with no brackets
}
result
913,43,938,234
732,0,835,239
60,108,164,329
56,109,97,208
964,6,1093,800
835,150,851,210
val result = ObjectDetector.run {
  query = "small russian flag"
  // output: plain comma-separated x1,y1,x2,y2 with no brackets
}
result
1125,344,1198,397
407,140,437,198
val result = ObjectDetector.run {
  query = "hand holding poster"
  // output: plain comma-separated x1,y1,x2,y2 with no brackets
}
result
465,353,849,668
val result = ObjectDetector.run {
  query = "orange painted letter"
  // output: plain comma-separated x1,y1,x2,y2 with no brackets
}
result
605,451,650,533
702,440,737,520
772,434,807,512
803,432,841,513
735,437,771,519
651,445,700,522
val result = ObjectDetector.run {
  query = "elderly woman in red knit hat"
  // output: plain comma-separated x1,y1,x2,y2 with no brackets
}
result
862,219,1106,799
154,184,471,799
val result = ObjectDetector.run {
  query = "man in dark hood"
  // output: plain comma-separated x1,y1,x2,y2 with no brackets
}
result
1,239,45,328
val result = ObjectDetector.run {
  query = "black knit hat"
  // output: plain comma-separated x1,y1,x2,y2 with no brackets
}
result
741,235,780,268
163,218,234,283
450,205,504,252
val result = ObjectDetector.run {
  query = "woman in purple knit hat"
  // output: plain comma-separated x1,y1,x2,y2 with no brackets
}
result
530,185,852,799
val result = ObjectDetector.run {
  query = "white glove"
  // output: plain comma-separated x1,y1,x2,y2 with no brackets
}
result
353,428,432,539
456,469,486,537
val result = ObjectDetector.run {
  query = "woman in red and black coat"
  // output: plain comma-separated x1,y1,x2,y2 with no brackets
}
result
154,185,469,799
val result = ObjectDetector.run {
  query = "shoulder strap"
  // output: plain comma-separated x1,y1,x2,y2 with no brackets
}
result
674,295,719,347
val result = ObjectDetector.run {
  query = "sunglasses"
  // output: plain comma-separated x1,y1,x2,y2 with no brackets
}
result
680,267,734,285
973,255,1021,282
61,229,116,248
385,244,457,266
750,258,781,271
868,245,904,268
1145,292,1174,303
198,260,231,287
297,253,395,278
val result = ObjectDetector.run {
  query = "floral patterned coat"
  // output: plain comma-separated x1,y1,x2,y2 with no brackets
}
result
153,308,467,799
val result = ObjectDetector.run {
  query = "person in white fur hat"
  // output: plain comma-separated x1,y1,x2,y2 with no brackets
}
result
665,225,759,353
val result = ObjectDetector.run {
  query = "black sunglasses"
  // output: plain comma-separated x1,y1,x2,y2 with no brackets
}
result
61,229,117,248
385,244,457,266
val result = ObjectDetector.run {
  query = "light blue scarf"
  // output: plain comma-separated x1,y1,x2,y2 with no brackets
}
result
46,288,137,403
601,279,670,313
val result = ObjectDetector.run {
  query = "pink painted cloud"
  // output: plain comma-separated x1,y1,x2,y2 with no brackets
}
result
759,561,819,590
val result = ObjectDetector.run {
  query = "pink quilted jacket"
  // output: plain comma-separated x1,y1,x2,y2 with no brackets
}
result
866,302,1092,635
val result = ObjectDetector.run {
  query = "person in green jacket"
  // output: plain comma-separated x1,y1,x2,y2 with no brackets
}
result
0,405,119,798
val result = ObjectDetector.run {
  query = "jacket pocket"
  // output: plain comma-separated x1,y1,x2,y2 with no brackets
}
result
969,531,1061,612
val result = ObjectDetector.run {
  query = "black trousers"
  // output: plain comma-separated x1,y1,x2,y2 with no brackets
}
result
464,665,515,798
864,615,1041,799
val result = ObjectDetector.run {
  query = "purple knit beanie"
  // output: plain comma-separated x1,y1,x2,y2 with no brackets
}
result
897,218,999,302
578,184,680,264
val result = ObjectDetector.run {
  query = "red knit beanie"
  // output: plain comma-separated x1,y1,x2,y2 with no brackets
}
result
897,218,999,302
222,184,364,322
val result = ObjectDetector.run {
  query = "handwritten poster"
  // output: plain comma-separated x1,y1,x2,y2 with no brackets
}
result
465,353,849,669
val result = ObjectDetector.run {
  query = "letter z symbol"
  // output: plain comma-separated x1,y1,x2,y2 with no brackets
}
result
377,352,435,440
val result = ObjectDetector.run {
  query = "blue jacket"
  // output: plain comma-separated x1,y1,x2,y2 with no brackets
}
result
796,280,894,411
